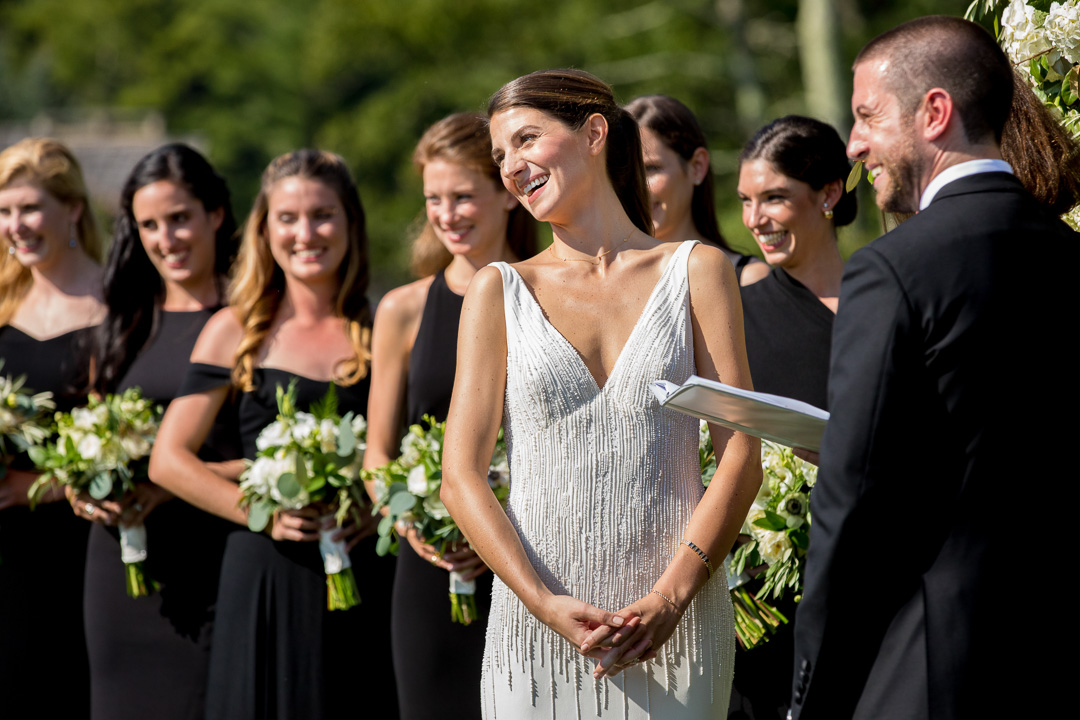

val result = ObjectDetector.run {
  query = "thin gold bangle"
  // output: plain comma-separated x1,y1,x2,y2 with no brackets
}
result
651,589,677,608
681,539,714,579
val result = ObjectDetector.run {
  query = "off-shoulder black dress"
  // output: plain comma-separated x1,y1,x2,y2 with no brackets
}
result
393,270,491,720
178,364,397,720
83,310,240,720
0,325,94,719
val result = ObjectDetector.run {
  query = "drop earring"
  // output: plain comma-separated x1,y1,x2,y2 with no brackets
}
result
69,224,78,248
822,203,834,220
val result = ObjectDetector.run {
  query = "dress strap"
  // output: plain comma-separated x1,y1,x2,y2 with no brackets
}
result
671,239,699,277
176,362,232,397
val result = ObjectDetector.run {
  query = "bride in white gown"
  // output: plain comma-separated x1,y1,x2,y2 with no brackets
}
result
441,69,762,719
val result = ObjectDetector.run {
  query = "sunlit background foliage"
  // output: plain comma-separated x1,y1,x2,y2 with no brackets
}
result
0,0,968,294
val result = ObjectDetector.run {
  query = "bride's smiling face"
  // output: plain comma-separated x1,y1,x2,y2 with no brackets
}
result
489,107,595,223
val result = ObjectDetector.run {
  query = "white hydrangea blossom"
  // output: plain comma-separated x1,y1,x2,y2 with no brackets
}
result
1001,0,1053,61
1046,1,1080,64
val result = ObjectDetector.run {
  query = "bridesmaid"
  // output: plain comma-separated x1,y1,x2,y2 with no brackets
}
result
730,116,854,720
364,112,535,720
625,95,769,285
0,137,105,719
149,149,397,720
76,144,240,720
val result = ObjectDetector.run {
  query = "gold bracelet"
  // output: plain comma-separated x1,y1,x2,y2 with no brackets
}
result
681,539,714,579
651,589,677,608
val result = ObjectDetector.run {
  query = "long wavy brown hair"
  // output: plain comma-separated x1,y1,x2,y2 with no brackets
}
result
0,138,102,327
1002,70,1080,216
229,150,372,391
409,112,537,277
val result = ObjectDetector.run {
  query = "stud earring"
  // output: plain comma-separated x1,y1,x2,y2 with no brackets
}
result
822,203,834,220
7,246,14,256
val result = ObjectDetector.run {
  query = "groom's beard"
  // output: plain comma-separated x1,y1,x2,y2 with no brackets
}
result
877,132,924,216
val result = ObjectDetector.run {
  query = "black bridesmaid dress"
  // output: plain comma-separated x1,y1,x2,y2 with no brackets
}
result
392,270,492,720
0,325,94,719
728,268,834,720
83,310,240,720
178,364,398,720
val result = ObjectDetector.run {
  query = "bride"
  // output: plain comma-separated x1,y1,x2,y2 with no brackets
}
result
441,68,761,719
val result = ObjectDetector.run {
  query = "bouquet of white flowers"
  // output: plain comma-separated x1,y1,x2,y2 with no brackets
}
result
700,423,813,649
238,380,368,611
0,360,56,467
367,415,509,625
27,388,161,597
731,441,816,599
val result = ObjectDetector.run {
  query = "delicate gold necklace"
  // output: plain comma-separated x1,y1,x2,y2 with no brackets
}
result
548,227,635,265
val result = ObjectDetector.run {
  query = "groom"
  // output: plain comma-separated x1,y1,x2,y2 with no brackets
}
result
789,16,1071,720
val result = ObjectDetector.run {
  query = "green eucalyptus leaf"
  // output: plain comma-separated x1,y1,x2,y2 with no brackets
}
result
277,471,301,499
375,534,393,556
337,419,356,457
377,514,395,537
294,452,307,485
89,473,113,500
247,500,273,532
27,445,47,466
306,475,326,494
389,491,417,516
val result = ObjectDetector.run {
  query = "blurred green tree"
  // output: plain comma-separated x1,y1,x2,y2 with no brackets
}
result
0,0,967,292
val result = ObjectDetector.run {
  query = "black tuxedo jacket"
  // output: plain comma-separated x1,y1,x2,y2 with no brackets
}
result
790,173,1070,719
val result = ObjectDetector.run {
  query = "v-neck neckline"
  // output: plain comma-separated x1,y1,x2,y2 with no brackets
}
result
505,241,689,392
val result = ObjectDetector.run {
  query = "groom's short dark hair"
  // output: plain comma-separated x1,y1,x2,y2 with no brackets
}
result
855,15,1013,144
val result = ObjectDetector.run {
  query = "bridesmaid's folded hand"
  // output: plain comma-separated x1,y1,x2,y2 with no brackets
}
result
66,486,124,525
267,506,321,542
119,483,174,527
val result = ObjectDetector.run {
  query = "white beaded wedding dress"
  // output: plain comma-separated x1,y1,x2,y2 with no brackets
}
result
482,240,734,719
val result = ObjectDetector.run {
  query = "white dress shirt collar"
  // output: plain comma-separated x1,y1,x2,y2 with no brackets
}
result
919,159,1013,211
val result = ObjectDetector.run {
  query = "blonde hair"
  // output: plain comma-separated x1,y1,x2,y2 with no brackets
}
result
0,138,102,326
409,113,537,277
229,150,372,391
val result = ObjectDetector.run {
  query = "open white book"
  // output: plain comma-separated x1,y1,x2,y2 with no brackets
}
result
651,375,829,452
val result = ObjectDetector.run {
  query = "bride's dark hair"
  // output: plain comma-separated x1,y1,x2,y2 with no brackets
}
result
488,69,652,234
